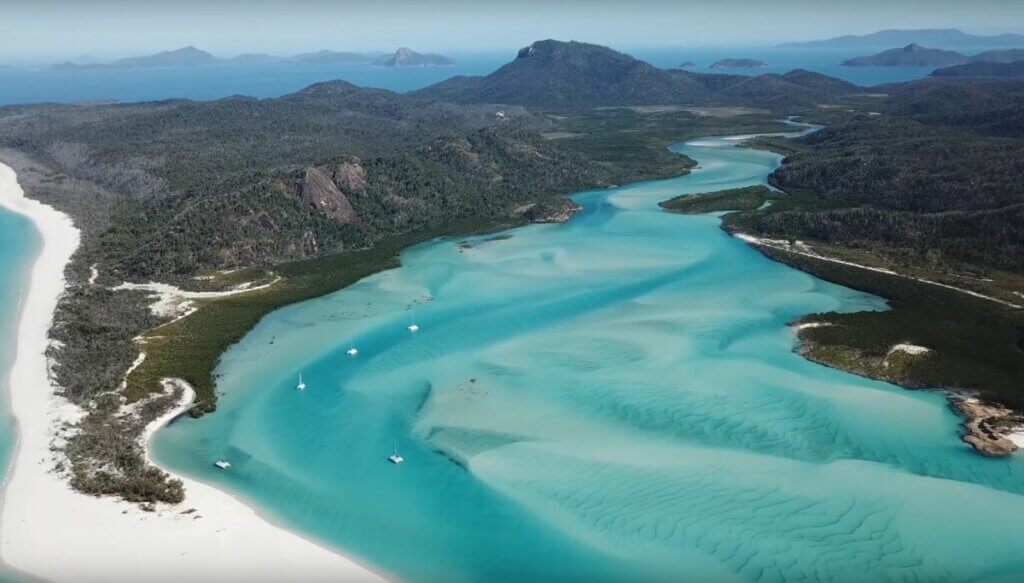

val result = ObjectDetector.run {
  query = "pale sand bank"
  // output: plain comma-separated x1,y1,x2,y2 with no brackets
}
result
112,277,281,321
0,162,386,582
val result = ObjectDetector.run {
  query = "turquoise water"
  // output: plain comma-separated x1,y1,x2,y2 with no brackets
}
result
0,208,37,493
152,130,1024,582
0,206,40,582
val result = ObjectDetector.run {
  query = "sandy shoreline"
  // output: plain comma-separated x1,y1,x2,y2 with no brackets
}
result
736,232,1023,309
0,162,386,582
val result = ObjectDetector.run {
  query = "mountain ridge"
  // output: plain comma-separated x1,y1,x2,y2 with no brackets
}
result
842,43,970,67
781,28,1024,49
373,47,454,67
411,40,860,108
932,60,1024,79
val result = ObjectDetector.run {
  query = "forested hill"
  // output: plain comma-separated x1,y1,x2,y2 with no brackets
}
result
0,80,531,201
932,61,1024,80
881,77,1024,138
0,88,613,279
411,40,861,108
760,117,1024,272
725,74,1024,277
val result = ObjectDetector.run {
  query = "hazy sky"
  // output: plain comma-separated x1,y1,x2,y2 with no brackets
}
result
3,0,1024,62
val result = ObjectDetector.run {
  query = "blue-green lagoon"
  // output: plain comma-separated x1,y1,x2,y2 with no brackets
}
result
152,131,1024,582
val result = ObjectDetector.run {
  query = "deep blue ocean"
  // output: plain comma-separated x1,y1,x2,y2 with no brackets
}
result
0,45,995,106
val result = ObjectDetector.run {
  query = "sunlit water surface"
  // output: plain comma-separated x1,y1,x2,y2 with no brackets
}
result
152,130,1024,582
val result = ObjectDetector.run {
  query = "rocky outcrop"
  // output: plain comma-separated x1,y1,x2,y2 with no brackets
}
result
295,167,358,224
950,397,1022,456
332,161,367,195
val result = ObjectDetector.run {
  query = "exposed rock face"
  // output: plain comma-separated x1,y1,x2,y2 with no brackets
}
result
295,167,359,224
301,231,319,256
332,161,367,195
951,397,1021,456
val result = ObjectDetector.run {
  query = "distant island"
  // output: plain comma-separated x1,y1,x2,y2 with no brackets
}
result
373,47,454,67
842,43,969,67
413,40,854,108
51,46,220,70
970,48,1024,63
843,44,1024,67
47,46,454,70
710,58,767,69
933,60,1024,78
780,27,1024,49
677,61,696,68
290,50,372,64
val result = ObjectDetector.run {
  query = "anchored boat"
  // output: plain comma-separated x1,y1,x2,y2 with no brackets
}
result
389,441,404,464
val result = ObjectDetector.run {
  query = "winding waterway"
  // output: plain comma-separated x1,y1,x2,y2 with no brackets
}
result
152,128,1024,582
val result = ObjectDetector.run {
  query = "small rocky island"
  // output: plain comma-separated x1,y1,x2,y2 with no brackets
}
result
842,43,969,67
710,58,767,69
374,47,455,67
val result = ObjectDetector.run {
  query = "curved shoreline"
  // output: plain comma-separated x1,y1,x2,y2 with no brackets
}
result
678,125,1024,456
0,162,386,582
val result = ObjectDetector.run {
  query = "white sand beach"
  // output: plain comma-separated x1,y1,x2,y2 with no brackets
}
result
0,162,387,582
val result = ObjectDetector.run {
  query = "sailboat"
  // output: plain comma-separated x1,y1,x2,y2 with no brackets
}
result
407,313,419,333
388,441,404,464
346,341,358,356
296,373,306,391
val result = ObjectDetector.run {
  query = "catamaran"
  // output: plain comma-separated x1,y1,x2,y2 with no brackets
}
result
296,373,306,391
346,342,358,356
214,460,231,470
389,441,404,464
